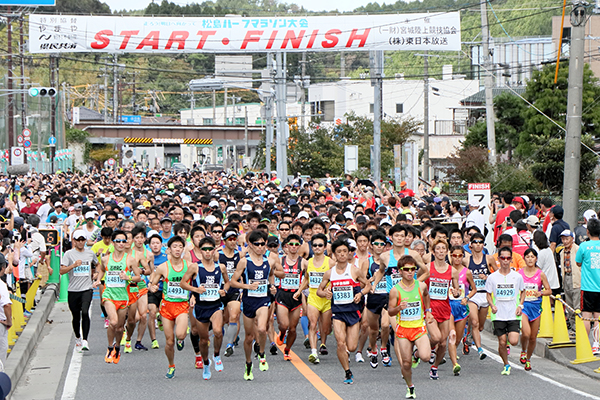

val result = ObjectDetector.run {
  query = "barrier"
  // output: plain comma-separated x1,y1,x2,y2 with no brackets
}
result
12,288,24,333
47,250,61,284
57,273,69,303
25,279,41,312
548,295,575,348
571,310,600,365
538,295,553,338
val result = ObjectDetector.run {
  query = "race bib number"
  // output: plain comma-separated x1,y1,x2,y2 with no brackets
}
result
391,273,402,287
73,261,91,277
474,278,486,291
248,279,268,298
281,273,300,290
227,263,236,280
309,272,324,289
524,283,538,302
105,270,126,288
400,301,422,321
496,283,516,301
429,281,449,301
199,283,220,301
166,281,187,299
374,279,388,295
332,285,353,305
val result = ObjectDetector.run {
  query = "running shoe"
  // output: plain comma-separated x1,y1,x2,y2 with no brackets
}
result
203,361,211,380
244,363,254,381
355,352,365,363
382,349,392,367
519,351,527,364
319,344,328,355
465,331,473,346
304,337,310,349
120,332,127,346
195,356,203,369
370,353,378,368
501,365,511,376
124,341,132,353
592,342,600,355
253,341,260,356
213,355,223,372
270,343,278,356
478,348,487,360
157,314,163,331
309,353,320,364
439,357,447,365
104,319,109,329
81,340,89,351
429,350,437,365
135,342,148,351
259,357,269,371
506,345,510,355
344,370,354,385
165,366,175,379
429,367,439,380
234,335,240,347
112,349,121,364
462,339,470,355
524,361,531,371
405,386,416,399
104,348,113,363
152,339,160,349
276,332,285,347
176,339,184,351
283,351,292,361
187,326,190,334
412,350,421,368
75,338,82,353
225,345,234,357
453,363,461,376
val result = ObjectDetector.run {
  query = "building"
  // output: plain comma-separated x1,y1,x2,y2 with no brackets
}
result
552,15,600,78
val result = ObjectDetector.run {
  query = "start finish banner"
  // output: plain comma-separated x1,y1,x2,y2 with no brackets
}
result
28,13,461,53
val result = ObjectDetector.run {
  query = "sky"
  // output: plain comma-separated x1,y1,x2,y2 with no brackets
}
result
103,0,368,12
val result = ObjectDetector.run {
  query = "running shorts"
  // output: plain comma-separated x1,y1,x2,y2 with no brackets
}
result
307,293,331,314
102,297,128,310
492,320,520,337
396,325,427,342
522,300,542,322
332,310,361,327
160,299,189,321
242,298,270,319
450,299,469,322
194,304,223,324
581,290,600,313
276,290,302,311
469,292,489,309
366,293,388,315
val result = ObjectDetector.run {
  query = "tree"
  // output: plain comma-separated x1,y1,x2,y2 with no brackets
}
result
88,145,118,169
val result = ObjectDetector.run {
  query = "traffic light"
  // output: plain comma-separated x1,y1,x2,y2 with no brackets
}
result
29,87,56,97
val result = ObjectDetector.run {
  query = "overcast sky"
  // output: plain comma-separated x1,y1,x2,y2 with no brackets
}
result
103,0,367,13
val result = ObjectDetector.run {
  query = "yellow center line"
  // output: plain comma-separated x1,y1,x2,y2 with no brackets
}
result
277,344,343,400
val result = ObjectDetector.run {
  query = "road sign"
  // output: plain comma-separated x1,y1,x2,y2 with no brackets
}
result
22,128,31,137
11,147,24,165
48,136,57,146
107,158,115,166
24,140,31,148
17,135,24,144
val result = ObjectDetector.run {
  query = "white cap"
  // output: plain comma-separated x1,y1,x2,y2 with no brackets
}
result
85,211,96,219
209,200,219,208
380,218,392,226
583,209,598,221
73,230,87,240
54,201,62,207
469,199,479,207
205,215,218,224
297,211,310,220
241,204,252,211
343,211,354,220
329,224,341,230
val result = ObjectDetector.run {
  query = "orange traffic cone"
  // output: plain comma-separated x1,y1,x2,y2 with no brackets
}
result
548,295,575,348
538,295,553,338
571,310,600,364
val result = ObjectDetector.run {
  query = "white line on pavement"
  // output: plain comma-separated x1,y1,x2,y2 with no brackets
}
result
484,350,600,400
60,300,93,400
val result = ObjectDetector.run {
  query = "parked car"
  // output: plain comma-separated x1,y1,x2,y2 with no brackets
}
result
170,162,188,173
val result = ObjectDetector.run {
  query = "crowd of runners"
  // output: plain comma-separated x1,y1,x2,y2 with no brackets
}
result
3,167,600,399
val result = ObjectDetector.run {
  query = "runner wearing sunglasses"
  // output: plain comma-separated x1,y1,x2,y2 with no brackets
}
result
220,228,243,358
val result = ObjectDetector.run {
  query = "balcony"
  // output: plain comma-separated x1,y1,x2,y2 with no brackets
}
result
434,120,467,135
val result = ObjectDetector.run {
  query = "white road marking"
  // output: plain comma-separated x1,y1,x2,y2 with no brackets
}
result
60,300,93,400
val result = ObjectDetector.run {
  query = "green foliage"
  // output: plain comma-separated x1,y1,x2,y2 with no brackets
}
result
38,0,110,14
65,127,90,144
88,145,118,168
490,162,542,193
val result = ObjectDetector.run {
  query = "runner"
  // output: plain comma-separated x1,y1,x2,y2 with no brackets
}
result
147,231,167,350
220,228,243,358
388,255,433,399
180,236,228,380
486,246,525,376
61,230,97,352
518,248,551,371
149,236,190,379
274,234,306,360
230,230,280,381
94,229,141,365
185,224,207,368
316,238,371,384
295,233,332,364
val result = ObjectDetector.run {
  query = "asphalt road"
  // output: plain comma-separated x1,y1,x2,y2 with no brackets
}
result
20,296,600,400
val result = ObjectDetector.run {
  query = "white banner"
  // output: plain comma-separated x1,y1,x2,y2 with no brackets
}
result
28,13,461,53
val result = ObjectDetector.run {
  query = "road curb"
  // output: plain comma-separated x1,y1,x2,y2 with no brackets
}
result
483,318,600,381
4,285,57,397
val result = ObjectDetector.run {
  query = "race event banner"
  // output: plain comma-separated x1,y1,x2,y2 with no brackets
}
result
28,13,461,53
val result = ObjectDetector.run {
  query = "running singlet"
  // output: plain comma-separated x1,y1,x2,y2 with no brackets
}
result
449,267,468,301
518,268,543,303
149,249,168,291
330,263,361,314
243,255,271,300
368,257,388,295
426,262,452,318
468,254,489,293
219,249,240,295
386,248,409,293
103,253,129,301
162,260,189,303
280,256,301,292
193,261,223,307
307,257,330,294
190,249,201,264
132,247,148,291
395,281,425,328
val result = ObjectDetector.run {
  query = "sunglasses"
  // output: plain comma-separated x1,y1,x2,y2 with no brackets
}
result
499,256,512,261
106,218,116,221
312,243,325,248
372,241,386,246
279,228,290,231
253,242,266,247
226,237,237,241
113,239,127,244
402,267,417,272
471,240,484,244
267,244,279,248
200,247,215,251
287,242,301,247
74,238,86,242
212,230,223,234
451,254,463,258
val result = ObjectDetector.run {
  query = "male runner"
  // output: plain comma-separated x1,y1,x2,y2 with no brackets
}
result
147,232,167,349
220,228,243,357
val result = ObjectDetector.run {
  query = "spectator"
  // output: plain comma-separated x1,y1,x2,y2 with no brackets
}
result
548,206,570,252
0,257,11,366
539,198,553,236
574,209,597,245
465,200,485,233
525,215,540,234
47,201,67,224
532,230,560,295
559,229,580,332
504,211,532,257
492,192,515,242
575,217,600,354
492,234,526,272
28,215,48,278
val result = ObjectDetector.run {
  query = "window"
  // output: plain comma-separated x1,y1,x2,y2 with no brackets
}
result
203,118,213,125
370,103,374,113
311,101,335,122
396,103,403,113
234,117,246,125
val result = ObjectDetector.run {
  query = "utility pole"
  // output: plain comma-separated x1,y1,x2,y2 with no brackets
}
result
480,0,497,165
264,53,275,174
131,72,137,114
275,52,288,185
212,90,216,123
113,54,118,124
190,92,195,124
340,51,346,78
50,55,57,173
244,106,249,159
423,52,430,181
370,50,383,185
19,15,27,136
301,52,307,132
563,2,586,229
7,12,14,163
102,64,108,123
223,87,228,125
